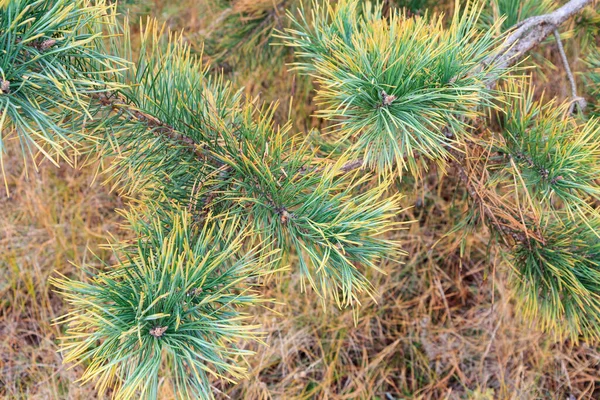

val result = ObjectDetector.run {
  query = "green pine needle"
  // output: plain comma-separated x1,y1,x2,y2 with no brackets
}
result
584,46,600,116
494,78,600,223
278,0,504,176
0,0,126,179
51,209,278,399
479,0,554,32
509,215,600,341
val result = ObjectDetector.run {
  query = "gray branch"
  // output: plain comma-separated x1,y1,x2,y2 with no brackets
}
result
485,0,593,84
553,29,587,113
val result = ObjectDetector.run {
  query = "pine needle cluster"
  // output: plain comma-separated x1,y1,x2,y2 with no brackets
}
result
278,0,503,176
584,46,600,116
89,19,406,308
486,79,600,339
52,210,278,398
1,1,406,396
0,0,124,175
509,215,600,341
493,80,600,222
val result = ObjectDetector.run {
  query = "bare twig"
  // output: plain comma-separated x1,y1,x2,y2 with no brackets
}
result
553,29,587,113
486,0,593,76
340,158,364,173
554,29,577,98
451,153,537,244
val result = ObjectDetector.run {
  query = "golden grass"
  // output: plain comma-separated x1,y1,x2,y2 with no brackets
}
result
2,1,600,399
0,145,124,399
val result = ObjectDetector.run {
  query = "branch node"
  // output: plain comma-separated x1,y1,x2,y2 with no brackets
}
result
0,79,10,94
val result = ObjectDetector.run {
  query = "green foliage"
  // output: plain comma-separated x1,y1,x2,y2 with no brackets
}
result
278,0,503,176
88,19,405,308
480,78,600,339
509,215,600,341
3,0,600,397
92,21,214,202
494,80,600,222
571,6,600,52
52,210,277,399
200,112,406,305
200,0,435,71
584,46,600,116
202,0,298,70
393,0,431,15
0,0,125,174
441,75,600,339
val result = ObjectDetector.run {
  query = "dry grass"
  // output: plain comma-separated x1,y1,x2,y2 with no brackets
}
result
1,1,600,399
0,146,124,399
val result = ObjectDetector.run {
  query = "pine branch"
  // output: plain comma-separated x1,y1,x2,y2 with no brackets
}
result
94,91,208,159
0,0,126,182
487,0,593,75
452,0,594,242
339,0,594,167
281,0,600,342
583,46,600,116
279,0,504,176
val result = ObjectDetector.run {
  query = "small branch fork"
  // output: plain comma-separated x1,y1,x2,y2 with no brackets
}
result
486,0,593,73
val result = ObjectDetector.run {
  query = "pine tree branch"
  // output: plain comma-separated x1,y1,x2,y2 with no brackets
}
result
455,0,592,243
95,92,208,159
96,0,592,182
486,0,593,76
100,0,590,246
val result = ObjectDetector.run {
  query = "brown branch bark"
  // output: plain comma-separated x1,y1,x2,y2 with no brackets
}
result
95,92,206,158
